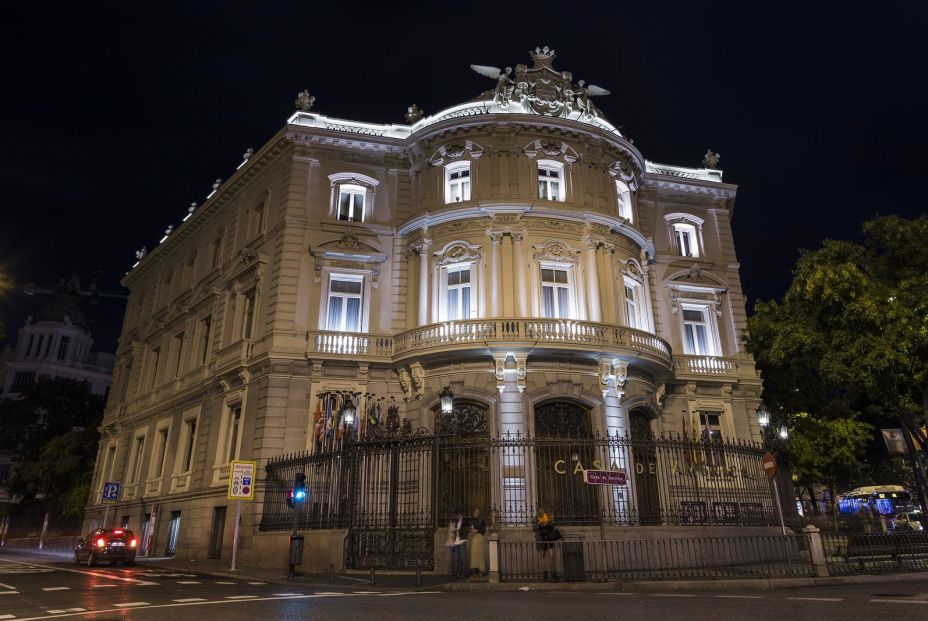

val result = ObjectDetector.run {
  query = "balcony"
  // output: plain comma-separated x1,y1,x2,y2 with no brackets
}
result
212,339,256,373
212,463,232,487
170,471,191,493
311,331,393,357
145,478,163,496
673,355,741,380
122,482,139,501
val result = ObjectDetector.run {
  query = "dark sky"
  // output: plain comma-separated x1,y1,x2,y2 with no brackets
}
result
1,1,926,353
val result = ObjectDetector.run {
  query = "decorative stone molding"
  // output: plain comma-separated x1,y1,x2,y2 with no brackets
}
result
532,239,581,264
397,367,414,401
665,267,728,316
515,356,527,393
409,362,425,400
494,357,506,394
429,140,485,167
433,240,482,266
523,138,579,164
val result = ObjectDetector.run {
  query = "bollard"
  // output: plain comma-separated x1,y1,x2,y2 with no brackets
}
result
488,534,500,583
804,525,830,577
416,565,422,588
329,563,335,584
370,565,375,586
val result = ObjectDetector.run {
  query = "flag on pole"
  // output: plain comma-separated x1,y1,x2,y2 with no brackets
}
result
313,398,324,445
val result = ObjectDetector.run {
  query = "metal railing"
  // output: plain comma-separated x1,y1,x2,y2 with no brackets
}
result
499,534,814,582
261,432,778,532
821,531,928,575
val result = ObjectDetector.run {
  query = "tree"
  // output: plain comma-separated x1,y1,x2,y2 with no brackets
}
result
746,215,928,493
0,377,104,518
0,271,12,340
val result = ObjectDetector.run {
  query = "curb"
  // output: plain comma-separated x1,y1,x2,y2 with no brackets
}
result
444,572,928,592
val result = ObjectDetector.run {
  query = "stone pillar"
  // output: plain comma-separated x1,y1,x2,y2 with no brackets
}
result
600,244,618,325
805,525,830,577
488,232,502,317
417,239,431,326
513,231,527,317
584,238,601,322
488,534,500,583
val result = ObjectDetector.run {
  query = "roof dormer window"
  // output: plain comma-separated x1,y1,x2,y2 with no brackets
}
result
445,162,471,203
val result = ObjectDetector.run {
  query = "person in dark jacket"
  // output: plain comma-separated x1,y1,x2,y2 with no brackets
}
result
533,508,562,581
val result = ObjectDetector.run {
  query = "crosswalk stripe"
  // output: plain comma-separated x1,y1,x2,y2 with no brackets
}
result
43,587,70,591
247,581,266,585
226,595,258,599
214,581,235,585
92,584,117,588
870,599,928,605
177,581,201,585
114,602,151,607
715,595,764,599
173,598,208,603
0,592,20,595
786,597,843,602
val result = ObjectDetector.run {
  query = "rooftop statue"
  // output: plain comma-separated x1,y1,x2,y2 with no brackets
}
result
470,46,610,119
295,90,315,112
703,149,721,169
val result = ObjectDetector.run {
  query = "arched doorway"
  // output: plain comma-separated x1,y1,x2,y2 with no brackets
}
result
436,400,491,526
533,400,599,526
629,408,662,524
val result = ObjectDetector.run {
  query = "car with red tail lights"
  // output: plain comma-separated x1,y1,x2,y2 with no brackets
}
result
74,528,138,566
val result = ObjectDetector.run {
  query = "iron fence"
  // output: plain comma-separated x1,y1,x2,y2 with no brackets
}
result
499,535,816,582
262,432,777,529
260,430,778,568
821,531,928,575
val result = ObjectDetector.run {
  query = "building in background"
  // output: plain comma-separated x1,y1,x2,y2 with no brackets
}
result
87,48,769,567
0,277,114,512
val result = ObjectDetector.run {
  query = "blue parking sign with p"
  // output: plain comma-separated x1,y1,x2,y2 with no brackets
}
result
102,482,120,504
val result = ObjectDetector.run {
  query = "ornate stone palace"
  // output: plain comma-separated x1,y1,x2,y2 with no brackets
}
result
88,47,767,567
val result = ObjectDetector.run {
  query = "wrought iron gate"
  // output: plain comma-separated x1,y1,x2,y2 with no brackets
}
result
345,433,435,569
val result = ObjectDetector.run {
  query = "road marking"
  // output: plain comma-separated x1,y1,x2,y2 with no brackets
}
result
597,592,634,595
0,591,19,595
0,582,16,589
91,584,117,588
174,598,207,603
214,581,235,585
43,587,71,591
313,591,348,595
870,599,928,605
4,592,373,620
0,614,16,619
248,581,266,585
274,592,303,596
353,591,382,594
377,591,441,596
46,610,85,614
113,602,151,607
178,581,201,584
226,595,258,599
0,558,157,585
715,595,764,599
786,597,843,602
653,594,697,597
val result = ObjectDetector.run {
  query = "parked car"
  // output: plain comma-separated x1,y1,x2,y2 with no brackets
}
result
74,528,138,566
892,511,924,532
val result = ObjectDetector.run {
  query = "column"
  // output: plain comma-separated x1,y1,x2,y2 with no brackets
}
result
417,239,431,326
513,232,527,317
583,238,601,322
501,235,514,316
600,244,618,325
488,232,502,317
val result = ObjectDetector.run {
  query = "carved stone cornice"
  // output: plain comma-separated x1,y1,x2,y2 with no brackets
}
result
532,240,581,264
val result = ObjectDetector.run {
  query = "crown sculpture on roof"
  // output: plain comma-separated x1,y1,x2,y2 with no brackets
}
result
470,46,610,119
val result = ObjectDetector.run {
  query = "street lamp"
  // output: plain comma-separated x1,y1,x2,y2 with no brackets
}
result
341,401,356,427
757,404,771,428
779,426,789,440
440,386,454,415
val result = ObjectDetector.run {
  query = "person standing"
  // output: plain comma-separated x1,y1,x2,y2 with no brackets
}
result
534,508,562,581
467,507,487,580
448,511,468,578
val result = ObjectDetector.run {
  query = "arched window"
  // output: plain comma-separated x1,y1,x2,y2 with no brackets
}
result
616,180,633,222
533,400,599,525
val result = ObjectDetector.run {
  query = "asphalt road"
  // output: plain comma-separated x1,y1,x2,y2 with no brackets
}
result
1,553,927,620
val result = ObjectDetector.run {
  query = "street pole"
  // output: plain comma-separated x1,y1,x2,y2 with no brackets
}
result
288,496,300,577
230,500,242,571
770,478,787,536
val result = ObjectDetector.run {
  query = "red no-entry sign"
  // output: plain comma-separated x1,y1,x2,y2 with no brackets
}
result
762,452,777,480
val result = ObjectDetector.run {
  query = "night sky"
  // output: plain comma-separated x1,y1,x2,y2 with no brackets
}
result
1,1,926,353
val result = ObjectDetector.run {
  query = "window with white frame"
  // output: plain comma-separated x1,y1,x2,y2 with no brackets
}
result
444,265,472,320
129,435,146,484
180,418,197,473
681,305,719,356
224,404,243,463
152,427,169,479
326,275,363,332
674,223,700,257
540,266,572,319
616,180,633,222
698,412,724,443
241,289,256,340
337,184,366,222
624,280,641,329
537,161,565,201
445,162,471,203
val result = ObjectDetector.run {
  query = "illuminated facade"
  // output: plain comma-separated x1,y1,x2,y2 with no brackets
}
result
87,47,766,565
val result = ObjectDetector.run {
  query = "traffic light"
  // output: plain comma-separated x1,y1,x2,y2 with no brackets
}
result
286,489,295,508
294,473,307,502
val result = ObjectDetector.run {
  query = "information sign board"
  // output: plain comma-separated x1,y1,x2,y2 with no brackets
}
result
582,470,627,485
228,460,257,500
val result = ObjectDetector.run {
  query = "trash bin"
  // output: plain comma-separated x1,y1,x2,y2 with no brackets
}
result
561,541,585,581
289,535,305,566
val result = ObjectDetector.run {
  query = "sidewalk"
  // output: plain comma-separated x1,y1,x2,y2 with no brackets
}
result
4,547,926,593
